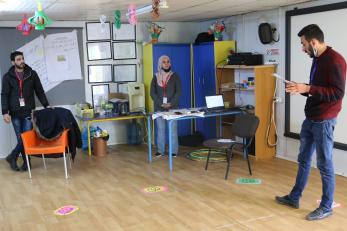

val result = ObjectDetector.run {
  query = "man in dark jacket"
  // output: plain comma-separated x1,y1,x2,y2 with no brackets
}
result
1,51,49,171
275,25,346,221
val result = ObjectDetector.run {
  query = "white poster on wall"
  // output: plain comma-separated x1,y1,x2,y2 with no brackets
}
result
18,31,82,92
18,36,58,92
45,30,82,82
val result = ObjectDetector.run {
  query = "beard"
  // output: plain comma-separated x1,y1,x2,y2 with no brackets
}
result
162,67,171,73
15,63,25,70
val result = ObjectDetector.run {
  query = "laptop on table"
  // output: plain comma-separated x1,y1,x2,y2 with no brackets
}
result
205,95,224,111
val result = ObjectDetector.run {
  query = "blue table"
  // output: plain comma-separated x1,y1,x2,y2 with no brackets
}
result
147,109,242,172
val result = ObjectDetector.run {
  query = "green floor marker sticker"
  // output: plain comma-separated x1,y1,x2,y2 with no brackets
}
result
236,177,262,184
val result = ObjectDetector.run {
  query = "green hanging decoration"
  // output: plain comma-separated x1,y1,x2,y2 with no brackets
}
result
114,10,122,29
28,2,52,30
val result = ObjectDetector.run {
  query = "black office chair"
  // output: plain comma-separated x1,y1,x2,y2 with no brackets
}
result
204,113,259,180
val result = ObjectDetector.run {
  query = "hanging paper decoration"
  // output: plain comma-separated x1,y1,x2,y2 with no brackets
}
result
152,0,160,20
28,2,52,30
99,15,107,33
148,22,164,43
208,20,226,41
114,10,121,29
127,4,137,25
16,14,34,36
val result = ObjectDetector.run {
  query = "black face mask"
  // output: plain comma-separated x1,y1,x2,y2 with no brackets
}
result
162,67,171,73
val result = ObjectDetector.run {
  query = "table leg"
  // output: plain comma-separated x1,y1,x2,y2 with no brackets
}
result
88,121,91,156
168,120,173,172
148,116,152,163
219,115,222,137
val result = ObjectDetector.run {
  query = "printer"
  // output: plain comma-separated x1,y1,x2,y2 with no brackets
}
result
227,52,263,66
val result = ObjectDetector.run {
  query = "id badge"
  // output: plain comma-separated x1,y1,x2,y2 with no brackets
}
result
163,97,167,104
19,98,25,107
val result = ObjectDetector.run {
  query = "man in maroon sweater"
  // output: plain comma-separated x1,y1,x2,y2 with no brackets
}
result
275,24,346,220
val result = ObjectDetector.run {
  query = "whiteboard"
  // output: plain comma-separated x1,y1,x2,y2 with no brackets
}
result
286,2,347,148
0,27,84,105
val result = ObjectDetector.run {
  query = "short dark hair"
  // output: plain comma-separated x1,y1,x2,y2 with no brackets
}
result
10,51,24,61
298,24,324,42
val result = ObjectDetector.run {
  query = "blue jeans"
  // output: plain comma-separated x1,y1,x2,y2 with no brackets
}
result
10,116,33,160
156,117,178,154
289,118,336,211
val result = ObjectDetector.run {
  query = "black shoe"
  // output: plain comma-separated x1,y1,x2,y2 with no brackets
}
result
155,152,163,157
172,153,177,157
20,156,31,172
20,161,30,172
306,207,332,221
275,195,299,209
5,156,20,171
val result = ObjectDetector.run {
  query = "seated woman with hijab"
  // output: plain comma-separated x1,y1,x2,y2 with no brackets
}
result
150,55,181,157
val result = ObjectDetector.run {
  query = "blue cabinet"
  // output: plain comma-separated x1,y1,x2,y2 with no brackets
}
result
144,43,192,137
193,41,236,140
144,41,235,140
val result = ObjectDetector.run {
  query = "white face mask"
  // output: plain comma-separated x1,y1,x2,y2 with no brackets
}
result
313,47,318,57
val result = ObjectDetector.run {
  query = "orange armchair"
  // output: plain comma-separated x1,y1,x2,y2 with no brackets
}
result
21,129,71,179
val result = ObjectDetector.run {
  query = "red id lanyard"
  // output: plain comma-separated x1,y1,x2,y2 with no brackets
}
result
15,71,23,98
161,76,171,97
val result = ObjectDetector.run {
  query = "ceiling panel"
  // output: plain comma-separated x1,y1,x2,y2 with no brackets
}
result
0,0,313,22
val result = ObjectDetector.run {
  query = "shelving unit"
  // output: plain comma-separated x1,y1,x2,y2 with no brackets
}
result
216,64,276,160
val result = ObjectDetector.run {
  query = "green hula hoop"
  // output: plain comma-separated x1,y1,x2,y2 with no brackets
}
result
186,149,226,162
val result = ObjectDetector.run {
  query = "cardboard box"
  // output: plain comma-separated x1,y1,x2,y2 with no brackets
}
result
75,103,94,118
109,92,128,100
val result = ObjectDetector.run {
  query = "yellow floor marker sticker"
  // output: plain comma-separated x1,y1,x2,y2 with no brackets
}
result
142,186,168,194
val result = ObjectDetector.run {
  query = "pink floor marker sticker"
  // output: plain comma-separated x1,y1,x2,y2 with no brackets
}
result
142,186,168,194
54,205,79,216
316,200,341,208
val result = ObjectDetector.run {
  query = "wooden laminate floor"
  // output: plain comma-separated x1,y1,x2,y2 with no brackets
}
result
1,145,347,231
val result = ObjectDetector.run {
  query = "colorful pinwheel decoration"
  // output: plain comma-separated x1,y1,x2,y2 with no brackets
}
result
152,0,160,20
16,14,34,36
127,4,137,25
114,10,122,29
28,2,52,30
148,22,165,43
208,20,226,41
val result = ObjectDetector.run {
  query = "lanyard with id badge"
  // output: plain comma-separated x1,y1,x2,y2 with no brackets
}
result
162,77,171,104
15,71,25,107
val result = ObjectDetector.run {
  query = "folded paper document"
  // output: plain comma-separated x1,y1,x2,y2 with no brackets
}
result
217,139,234,143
